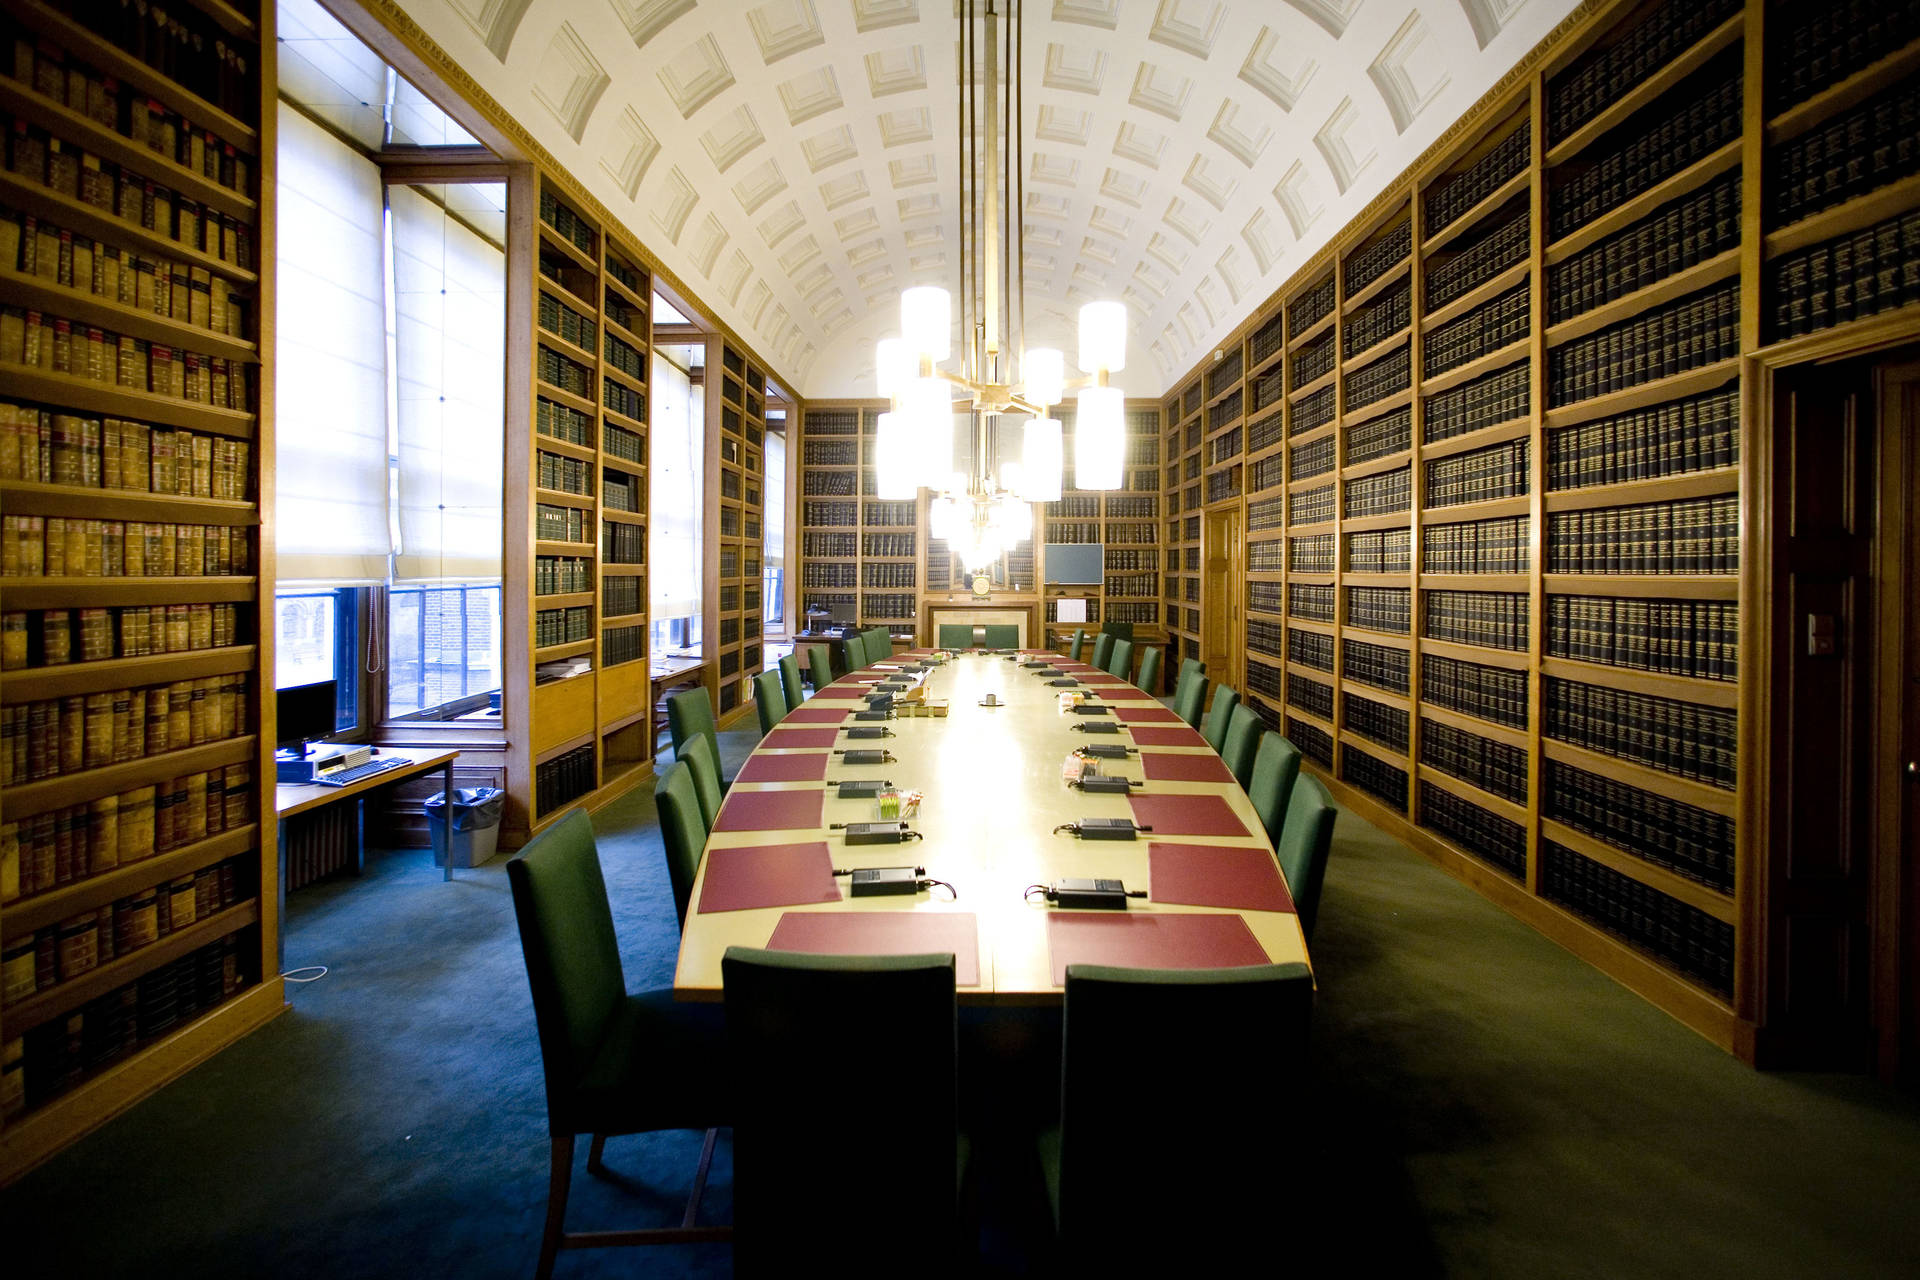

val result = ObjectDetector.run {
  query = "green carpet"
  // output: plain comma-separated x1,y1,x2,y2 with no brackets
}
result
5,728,1919,1277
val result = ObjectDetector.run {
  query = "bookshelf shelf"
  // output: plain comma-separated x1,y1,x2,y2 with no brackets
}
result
1417,764,1529,826
1545,140,1742,264
1539,818,1736,924
0,577,258,609
1291,367,1338,400
535,274,598,321
1418,338,1531,396
535,435,596,464
603,366,647,397
1341,388,1414,427
1416,701,1529,750
1345,329,1412,370
3,825,260,937
1542,358,1741,429
0,481,257,523
1761,171,1920,259
0,270,260,365
1423,169,1531,256
1419,637,1531,669
536,328,599,369
1343,260,1411,314
1,737,257,822
1537,656,1739,708
534,381,596,417
602,406,647,435
1343,449,1414,480
0,173,258,287
0,645,257,703
538,222,596,273
1287,309,1335,352
1339,572,1406,590
1340,731,1410,768
533,487,595,509
1420,261,1530,331
1544,248,1742,346
602,272,647,314
1541,739,1734,815
1545,14,1745,167
1340,512,1413,534
1419,416,1532,460
1417,494,1530,523
1419,573,1531,592
1540,573,1738,599
1542,466,1740,511
0,368,257,438
1764,33,1920,144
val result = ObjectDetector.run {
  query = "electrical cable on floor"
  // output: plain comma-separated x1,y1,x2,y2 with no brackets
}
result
281,966,330,983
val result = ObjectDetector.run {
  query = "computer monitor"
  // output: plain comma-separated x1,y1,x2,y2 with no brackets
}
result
829,600,857,625
276,679,338,753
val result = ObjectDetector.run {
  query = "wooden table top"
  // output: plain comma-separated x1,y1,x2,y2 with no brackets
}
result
275,745,460,819
650,655,707,682
672,650,1309,1003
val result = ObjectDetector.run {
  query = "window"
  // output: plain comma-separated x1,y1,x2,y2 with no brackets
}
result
274,589,361,735
387,584,501,718
651,340,704,655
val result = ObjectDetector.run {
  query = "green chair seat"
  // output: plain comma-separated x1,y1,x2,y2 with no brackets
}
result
1135,646,1162,694
1248,734,1302,847
981,623,1019,650
1220,703,1263,790
1201,685,1239,753
778,653,805,710
938,623,975,650
752,669,787,736
1278,775,1338,939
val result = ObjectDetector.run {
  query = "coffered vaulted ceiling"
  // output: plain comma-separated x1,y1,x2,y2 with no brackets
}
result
396,0,1581,397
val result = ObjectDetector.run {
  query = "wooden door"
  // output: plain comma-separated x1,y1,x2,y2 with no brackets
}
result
1203,508,1243,692
1874,362,1920,1082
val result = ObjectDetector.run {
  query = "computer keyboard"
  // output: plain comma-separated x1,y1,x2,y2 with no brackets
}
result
313,756,409,787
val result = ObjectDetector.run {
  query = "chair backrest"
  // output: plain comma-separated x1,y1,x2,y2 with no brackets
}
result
753,669,787,736
653,762,707,927
1056,962,1312,1260
805,643,833,690
981,623,1019,650
778,653,805,709
1104,637,1135,680
506,810,626,1134
1099,620,1134,642
1201,684,1239,753
1221,703,1263,790
1090,632,1115,671
1277,774,1337,939
1135,646,1162,694
1248,733,1302,847
866,627,893,664
1172,665,1208,728
724,947,960,1266
937,623,974,650
842,632,867,670
1069,628,1087,661
665,688,719,766
1178,657,1206,686
678,732,725,832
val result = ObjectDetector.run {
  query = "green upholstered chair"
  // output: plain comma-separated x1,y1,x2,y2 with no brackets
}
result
982,623,1019,649
1278,775,1338,940
1134,645,1163,694
506,810,730,1279
1178,656,1206,687
805,644,833,692
1172,665,1208,728
866,627,894,664
1220,703,1263,791
1069,628,1088,661
938,623,974,650
842,632,867,670
1201,684,1239,753
1090,632,1115,672
1040,962,1312,1268
723,947,965,1273
1099,620,1134,642
1104,637,1135,680
752,669,787,736
653,762,707,928
778,652,806,709
678,732,726,832
666,688,726,782
1248,733,1302,847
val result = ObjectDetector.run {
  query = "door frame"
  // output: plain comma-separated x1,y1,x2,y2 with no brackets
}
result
1203,504,1245,694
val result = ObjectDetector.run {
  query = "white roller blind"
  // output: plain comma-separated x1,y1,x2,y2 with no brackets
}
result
763,428,785,568
274,103,390,585
389,184,505,584
650,351,702,619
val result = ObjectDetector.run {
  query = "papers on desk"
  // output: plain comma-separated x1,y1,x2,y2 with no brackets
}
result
698,842,842,913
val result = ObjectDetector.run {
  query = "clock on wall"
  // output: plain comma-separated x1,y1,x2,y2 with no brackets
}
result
971,574,991,598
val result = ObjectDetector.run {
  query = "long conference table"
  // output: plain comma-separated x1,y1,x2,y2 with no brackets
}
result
673,649,1311,1003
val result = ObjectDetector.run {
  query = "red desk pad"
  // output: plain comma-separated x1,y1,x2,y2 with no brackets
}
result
765,912,981,986
1095,688,1159,701
733,753,830,783
1139,753,1235,783
762,727,841,749
1078,674,1130,685
1047,913,1269,984
1147,843,1295,913
697,841,842,913
713,788,825,832
783,706,852,723
1128,793,1250,837
1114,704,1182,724
1125,726,1209,748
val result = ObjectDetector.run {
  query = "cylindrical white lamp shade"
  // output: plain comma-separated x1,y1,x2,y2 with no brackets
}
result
1023,346,1064,406
900,286,952,362
873,410,916,499
1074,386,1125,490
929,494,959,542
1077,301,1127,374
900,376,953,487
1022,416,1064,502
874,337,912,402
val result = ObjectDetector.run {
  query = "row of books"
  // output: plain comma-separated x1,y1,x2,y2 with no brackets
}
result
1108,495,1158,519
534,605,590,649
0,305,253,410
534,555,591,597
1109,601,1160,629
1548,173,1740,323
1427,122,1530,236
801,561,855,588
1345,283,1409,358
1420,782,1526,880
1246,539,1284,573
601,574,641,618
1544,494,1739,575
1426,211,1527,311
1345,346,1410,410
1247,582,1285,617
0,515,249,576
536,346,591,399
1547,61,1742,240
4,206,249,340
1423,652,1529,729
536,396,593,449
534,503,587,545
1290,434,1335,482
1,673,246,784
804,469,856,496
859,531,915,558
862,561,916,588
801,500,857,527
1423,514,1528,575
1546,594,1737,682
1347,404,1410,465
1250,312,1285,369
1547,282,1739,405
1764,0,1920,114
1545,382,1738,490
1290,276,1336,335
863,500,915,528
53,0,257,116
1249,366,1284,417
0,403,247,499
1348,586,1411,634
1344,638,1410,696
1540,841,1732,996
603,520,644,565
1289,533,1334,574
1208,389,1243,432
603,471,641,514
1246,658,1282,702
1342,748,1409,811
801,531,856,558
603,378,644,423
1348,527,1411,574
3,601,237,669
535,449,591,497
536,291,595,353
1424,283,1528,378
1106,521,1156,545
1772,71,1920,229
1289,582,1335,623
1208,348,1244,401
602,623,644,667
1293,332,1335,388
1424,359,1528,445
603,290,641,337
1344,692,1409,752
1046,495,1102,520
0,764,252,904
607,251,643,297
859,593,915,620
1290,483,1333,527
1345,465,1411,519
1290,627,1334,672
1289,715,1334,767
535,743,595,816
1421,718,1527,804
1290,384,1335,437
1425,590,1529,652
537,253,593,311
1547,0,1741,142
1546,759,1733,894
1768,210,1920,340
1426,438,1528,508
1104,547,1155,571
1105,572,1157,598
1345,219,1411,297
538,190,595,258
1544,676,1736,788
804,440,858,467
1251,498,1290,536
1287,674,1335,722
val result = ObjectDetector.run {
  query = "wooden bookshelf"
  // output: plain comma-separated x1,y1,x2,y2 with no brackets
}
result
0,0,280,1180
708,341,766,723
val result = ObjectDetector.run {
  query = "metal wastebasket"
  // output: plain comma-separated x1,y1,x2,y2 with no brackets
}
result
424,787,505,868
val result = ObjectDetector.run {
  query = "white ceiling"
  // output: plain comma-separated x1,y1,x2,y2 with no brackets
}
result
392,0,1579,397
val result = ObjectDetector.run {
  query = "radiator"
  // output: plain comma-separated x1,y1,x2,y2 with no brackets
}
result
282,801,358,891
